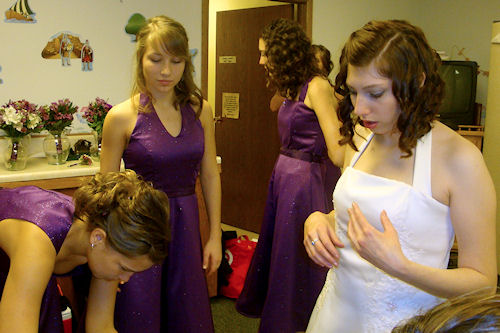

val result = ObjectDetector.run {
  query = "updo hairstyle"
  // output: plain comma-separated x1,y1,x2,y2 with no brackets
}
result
73,170,170,263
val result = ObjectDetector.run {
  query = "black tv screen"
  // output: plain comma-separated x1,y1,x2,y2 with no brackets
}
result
437,60,478,130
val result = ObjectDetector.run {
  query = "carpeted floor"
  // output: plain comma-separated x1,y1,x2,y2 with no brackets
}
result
211,296,260,333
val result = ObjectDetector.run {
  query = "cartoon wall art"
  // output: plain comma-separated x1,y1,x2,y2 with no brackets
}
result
81,40,94,71
5,0,36,23
41,32,89,68
125,13,146,41
60,33,73,66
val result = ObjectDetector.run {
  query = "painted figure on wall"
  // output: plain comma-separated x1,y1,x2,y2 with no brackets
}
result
5,0,36,23
41,31,84,65
60,33,73,66
81,40,94,71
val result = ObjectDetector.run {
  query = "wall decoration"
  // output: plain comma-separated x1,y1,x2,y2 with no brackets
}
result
81,40,94,71
41,32,88,68
5,0,36,23
60,33,73,66
0,65,3,84
125,13,146,41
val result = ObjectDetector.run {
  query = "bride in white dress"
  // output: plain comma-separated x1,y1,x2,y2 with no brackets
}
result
304,20,497,333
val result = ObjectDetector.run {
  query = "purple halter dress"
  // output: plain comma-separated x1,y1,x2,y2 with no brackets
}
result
115,95,214,333
0,186,74,333
236,79,340,332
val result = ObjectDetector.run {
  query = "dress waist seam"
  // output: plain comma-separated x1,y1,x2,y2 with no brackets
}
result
280,147,327,163
165,187,195,198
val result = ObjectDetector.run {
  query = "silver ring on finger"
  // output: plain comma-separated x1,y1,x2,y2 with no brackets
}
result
311,238,319,246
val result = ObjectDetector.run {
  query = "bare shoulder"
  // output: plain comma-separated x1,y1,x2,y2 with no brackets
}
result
195,99,213,126
431,122,491,203
432,122,484,172
103,97,138,140
0,219,56,260
307,76,333,97
106,97,137,124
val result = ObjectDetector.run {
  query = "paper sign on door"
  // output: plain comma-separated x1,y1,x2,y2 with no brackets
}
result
222,93,239,119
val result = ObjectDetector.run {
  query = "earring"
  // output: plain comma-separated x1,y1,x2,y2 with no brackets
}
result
91,243,95,249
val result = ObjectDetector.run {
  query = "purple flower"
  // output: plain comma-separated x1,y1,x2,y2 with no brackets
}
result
82,97,113,134
39,98,78,133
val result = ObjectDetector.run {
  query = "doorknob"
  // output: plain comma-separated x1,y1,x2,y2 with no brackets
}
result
214,116,223,123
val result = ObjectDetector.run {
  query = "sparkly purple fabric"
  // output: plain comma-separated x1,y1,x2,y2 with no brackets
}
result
116,95,214,332
236,79,340,332
0,186,74,333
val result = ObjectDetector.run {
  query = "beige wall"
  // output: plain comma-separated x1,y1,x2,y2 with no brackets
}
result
0,0,202,116
483,21,500,270
416,0,500,120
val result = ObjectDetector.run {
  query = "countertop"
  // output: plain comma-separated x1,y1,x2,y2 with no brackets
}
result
0,157,100,183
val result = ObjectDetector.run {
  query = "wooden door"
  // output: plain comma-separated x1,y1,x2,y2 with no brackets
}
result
215,5,293,233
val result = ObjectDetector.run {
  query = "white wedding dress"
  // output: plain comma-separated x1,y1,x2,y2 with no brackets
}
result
307,130,455,333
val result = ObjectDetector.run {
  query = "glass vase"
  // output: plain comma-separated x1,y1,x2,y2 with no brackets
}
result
3,135,30,171
43,131,70,165
90,130,102,162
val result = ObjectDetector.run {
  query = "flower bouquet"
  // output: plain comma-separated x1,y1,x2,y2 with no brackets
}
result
39,98,78,165
0,100,43,170
81,97,112,160
39,98,78,134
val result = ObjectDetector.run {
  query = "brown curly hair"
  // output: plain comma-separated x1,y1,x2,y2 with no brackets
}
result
261,18,322,99
73,170,170,263
312,44,334,77
132,15,203,115
335,20,445,157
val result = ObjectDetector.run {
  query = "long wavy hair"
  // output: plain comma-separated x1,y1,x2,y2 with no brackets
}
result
261,18,322,99
131,15,203,115
335,20,445,157
73,170,171,263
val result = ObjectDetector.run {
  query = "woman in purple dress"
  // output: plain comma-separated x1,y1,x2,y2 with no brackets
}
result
100,15,221,332
235,18,342,332
0,170,170,333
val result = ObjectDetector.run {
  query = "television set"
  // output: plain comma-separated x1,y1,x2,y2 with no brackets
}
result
437,60,478,130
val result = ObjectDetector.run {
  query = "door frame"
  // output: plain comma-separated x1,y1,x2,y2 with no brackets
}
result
201,0,313,98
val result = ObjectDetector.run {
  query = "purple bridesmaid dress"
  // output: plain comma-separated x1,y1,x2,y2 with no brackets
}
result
236,79,340,332
0,186,74,333
115,95,214,332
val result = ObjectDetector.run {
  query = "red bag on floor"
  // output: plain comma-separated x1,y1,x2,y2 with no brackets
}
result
220,235,257,299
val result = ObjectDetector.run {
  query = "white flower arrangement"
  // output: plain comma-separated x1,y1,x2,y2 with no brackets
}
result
0,100,43,137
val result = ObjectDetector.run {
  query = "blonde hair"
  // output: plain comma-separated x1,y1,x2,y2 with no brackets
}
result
131,15,202,114
392,289,500,333
73,170,170,263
